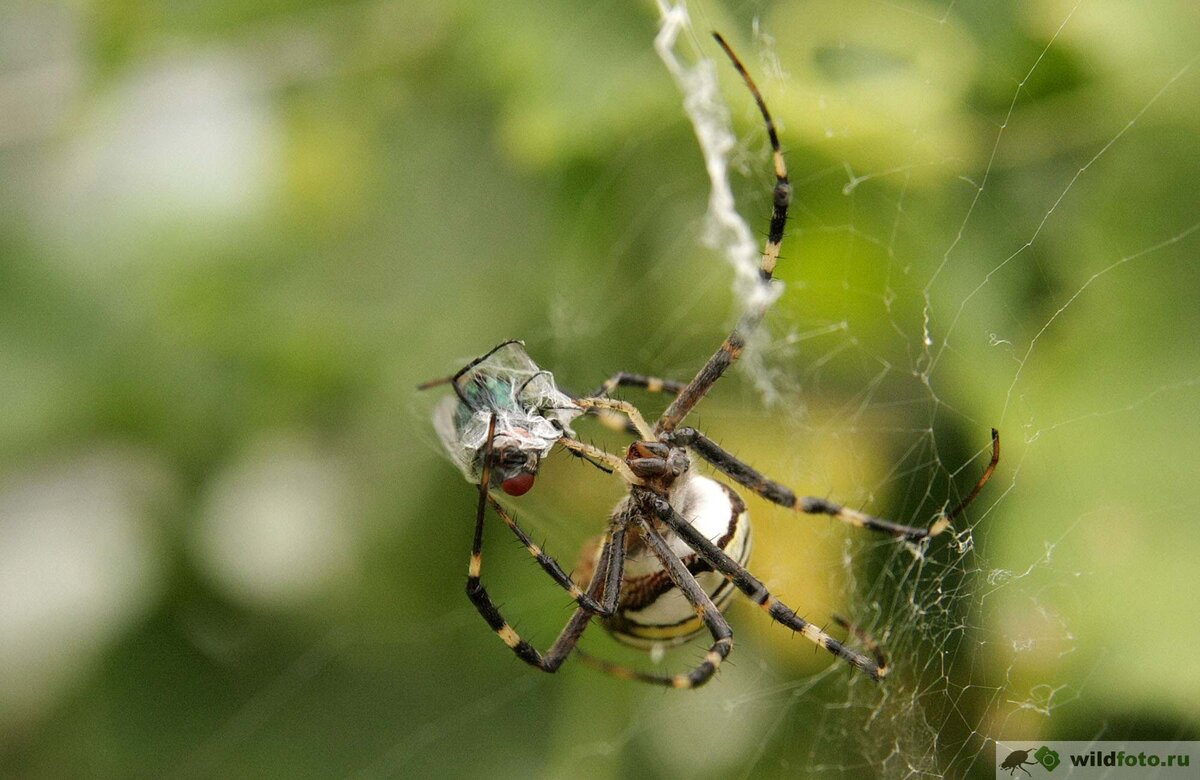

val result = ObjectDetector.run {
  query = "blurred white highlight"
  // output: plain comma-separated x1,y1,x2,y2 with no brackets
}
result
0,448,168,726
37,52,279,263
194,434,357,608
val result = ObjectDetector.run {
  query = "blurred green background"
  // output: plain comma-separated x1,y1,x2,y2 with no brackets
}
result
2,0,1198,777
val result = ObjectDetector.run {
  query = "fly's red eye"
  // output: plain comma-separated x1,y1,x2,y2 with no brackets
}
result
501,473,535,496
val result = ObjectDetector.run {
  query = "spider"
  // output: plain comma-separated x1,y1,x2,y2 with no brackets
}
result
419,33,1000,688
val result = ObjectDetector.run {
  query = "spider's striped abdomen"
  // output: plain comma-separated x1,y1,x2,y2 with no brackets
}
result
583,476,750,650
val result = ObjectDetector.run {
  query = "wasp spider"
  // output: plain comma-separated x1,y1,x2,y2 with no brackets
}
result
419,33,1000,688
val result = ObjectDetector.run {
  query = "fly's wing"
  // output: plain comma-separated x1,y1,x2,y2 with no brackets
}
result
514,365,583,438
431,342,583,484
433,395,487,482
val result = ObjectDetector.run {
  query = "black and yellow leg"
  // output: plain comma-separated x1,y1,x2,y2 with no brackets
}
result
577,507,733,689
582,374,687,434
656,35,792,435
588,372,688,400
466,415,629,672
712,32,790,282
573,397,655,440
465,523,626,672
486,495,617,616
646,495,887,680
667,427,1000,540
657,331,750,435
831,614,888,675
557,437,643,485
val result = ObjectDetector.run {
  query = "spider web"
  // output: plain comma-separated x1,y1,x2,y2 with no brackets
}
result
386,3,1198,777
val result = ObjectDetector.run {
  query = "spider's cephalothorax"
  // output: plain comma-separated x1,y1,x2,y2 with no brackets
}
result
419,33,1000,688
624,439,689,489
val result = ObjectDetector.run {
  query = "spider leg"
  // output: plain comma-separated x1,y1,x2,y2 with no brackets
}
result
487,495,616,616
557,436,644,485
588,372,687,399
712,32,790,283
573,397,655,439
656,34,791,435
582,374,686,434
942,428,1001,522
646,495,887,679
576,507,733,689
466,415,628,672
830,614,888,674
667,427,1000,540
561,447,615,475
